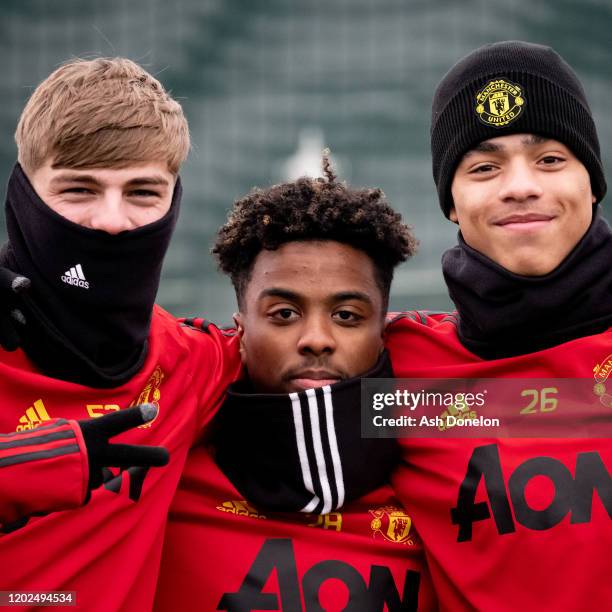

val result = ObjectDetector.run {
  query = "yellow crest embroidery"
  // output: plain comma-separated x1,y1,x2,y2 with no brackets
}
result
475,78,525,127
593,354,612,408
130,365,165,428
370,506,414,544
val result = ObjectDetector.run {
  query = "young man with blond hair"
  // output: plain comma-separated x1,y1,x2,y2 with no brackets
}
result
0,58,240,610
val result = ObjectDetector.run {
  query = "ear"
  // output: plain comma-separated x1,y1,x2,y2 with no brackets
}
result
449,206,459,224
233,312,247,362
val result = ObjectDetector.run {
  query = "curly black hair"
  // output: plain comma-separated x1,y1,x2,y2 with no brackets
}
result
213,152,418,309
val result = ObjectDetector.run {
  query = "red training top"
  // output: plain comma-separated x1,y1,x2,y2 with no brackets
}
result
155,444,437,611
0,308,241,611
385,312,612,611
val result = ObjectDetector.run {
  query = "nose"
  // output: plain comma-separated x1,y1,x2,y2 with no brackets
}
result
297,314,336,357
88,192,133,235
498,159,544,203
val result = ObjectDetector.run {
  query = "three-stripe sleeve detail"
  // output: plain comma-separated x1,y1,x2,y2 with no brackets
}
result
0,422,80,468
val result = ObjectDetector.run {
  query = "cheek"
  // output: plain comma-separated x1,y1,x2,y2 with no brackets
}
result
48,201,88,226
450,186,485,229
242,328,286,371
339,328,384,376
558,178,593,235
133,205,168,226
567,198,593,243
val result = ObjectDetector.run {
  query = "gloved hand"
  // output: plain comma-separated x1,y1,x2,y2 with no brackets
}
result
0,267,30,351
78,403,170,490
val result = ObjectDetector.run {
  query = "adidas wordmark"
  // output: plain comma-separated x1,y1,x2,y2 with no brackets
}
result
61,263,90,289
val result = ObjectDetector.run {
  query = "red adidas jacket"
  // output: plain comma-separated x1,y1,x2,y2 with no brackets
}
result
0,307,241,611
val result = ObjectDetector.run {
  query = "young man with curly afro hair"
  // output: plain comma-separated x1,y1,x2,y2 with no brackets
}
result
155,154,437,611
213,152,418,391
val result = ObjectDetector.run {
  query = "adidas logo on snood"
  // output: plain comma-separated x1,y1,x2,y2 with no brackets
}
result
61,263,89,289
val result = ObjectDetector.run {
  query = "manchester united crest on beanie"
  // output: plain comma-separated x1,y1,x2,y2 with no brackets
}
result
431,41,607,218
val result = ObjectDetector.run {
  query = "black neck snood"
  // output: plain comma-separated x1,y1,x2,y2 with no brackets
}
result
212,351,397,514
442,210,612,359
2,163,180,387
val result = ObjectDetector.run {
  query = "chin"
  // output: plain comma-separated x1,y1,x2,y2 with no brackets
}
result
491,242,563,276
502,257,560,277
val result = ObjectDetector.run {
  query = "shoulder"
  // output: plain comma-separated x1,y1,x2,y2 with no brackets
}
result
385,310,459,330
178,316,239,339
150,306,240,356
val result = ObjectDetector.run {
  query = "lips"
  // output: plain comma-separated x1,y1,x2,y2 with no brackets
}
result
494,212,556,226
288,370,342,391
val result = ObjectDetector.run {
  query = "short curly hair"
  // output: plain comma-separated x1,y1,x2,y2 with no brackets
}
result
213,153,418,310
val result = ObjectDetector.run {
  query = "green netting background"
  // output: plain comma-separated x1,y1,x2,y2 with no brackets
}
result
2,0,611,322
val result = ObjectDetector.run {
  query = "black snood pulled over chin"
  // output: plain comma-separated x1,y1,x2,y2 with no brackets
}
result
213,351,398,514
442,209,612,359
2,163,180,387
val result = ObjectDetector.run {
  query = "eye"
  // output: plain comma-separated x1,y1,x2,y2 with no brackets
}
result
62,187,94,195
130,189,160,198
468,163,497,174
269,308,299,322
332,310,362,324
539,155,565,166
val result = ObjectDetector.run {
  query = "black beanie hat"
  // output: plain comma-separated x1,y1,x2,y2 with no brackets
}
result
431,40,606,218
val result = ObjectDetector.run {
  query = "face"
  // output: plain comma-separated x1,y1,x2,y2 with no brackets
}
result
235,241,386,394
29,160,176,234
450,134,595,276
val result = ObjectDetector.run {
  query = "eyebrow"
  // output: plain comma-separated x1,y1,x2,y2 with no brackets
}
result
258,287,373,305
462,134,551,157
463,141,503,156
521,134,548,146
50,174,170,187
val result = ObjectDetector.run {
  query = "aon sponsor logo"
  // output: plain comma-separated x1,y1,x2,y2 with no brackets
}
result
452,444,612,541
218,538,420,611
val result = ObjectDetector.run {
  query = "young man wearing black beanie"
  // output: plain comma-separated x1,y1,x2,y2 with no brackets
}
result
382,41,612,610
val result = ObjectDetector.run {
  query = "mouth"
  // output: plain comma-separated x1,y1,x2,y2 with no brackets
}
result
288,370,343,391
493,213,556,232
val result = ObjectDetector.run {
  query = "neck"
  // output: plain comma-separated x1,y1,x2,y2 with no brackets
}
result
212,351,397,513
442,210,612,359
3,163,180,387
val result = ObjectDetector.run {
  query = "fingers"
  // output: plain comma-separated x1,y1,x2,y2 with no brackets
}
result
85,404,158,438
11,309,26,325
11,276,30,293
0,268,29,351
0,315,21,351
0,268,30,294
101,443,170,468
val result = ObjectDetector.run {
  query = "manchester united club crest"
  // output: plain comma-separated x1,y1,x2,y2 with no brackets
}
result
369,506,414,545
130,365,165,428
593,354,612,408
475,78,525,127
